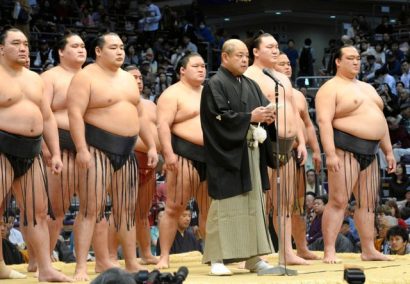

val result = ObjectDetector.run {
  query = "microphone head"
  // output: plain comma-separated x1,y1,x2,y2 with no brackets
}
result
262,68,271,76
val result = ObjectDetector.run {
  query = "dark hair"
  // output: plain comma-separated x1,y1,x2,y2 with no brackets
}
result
306,191,316,198
306,169,315,175
287,39,294,44
95,32,120,49
386,199,401,218
334,44,355,61
0,27,24,45
400,207,410,220
386,225,408,243
304,38,312,46
246,30,273,63
54,32,81,64
90,268,135,284
124,65,139,72
314,195,328,205
392,162,408,184
175,52,202,75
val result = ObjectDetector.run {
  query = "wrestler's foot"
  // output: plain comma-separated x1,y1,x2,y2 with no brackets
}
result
323,252,342,264
361,250,393,261
140,255,159,265
0,268,26,279
95,260,117,273
281,253,311,265
27,260,38,272
73,267,89,281
38,268,73,282
297,249,321,260
125,262,147,273
156,256,169,269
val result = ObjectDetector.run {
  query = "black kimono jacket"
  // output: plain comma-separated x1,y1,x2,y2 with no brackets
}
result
200,66,275,200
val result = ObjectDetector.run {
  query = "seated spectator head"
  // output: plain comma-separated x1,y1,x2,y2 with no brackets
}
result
39,38,49,51
0,220,9,240
287,39,295,48
378,215,398,239
375,42,383,52
345,202,356,218
155,208,165,226
386,225,409,255
340,219,351,235
401,60,409,74
400,102,410,118
90,267,135,284
367,54,376,64
305,192,316,210
313,195,327,215
386,200,401,218
306,169,316,185
177,207,192,232
304,38,312,46
400,206,410,220
145,48,155,62
392,162,408,182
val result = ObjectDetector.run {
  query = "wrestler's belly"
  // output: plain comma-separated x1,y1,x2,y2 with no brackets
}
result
85,103,140,136
276,106,298,138
172,118,203,146
0,101,43,136
333,113,386,140
53,110,69,130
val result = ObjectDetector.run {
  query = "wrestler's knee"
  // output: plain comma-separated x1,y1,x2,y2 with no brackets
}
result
164,202,185,218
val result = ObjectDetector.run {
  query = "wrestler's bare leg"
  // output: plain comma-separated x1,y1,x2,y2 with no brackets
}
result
12,159,72,282
107,214,121,265
323,149,351,264
73,148,105,281
353,160,391,261
292,173,320,260
93,218,117,273
270,159,309,265
0,185,26,279
196,180,209,240
110,168,145,273
156,158,200,269
19,225,37,272
47,150,75,256
136,178,158,265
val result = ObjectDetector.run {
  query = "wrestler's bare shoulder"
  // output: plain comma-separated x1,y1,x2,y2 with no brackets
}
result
141,99,156,112
293,88,308,111
316,78,338,98
244,65,261,80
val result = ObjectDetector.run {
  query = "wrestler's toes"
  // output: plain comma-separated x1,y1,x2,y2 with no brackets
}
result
73,269,89,281
140,256,159,265
39,268,73,282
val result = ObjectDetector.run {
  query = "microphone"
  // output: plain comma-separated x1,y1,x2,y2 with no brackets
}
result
262,68,283,87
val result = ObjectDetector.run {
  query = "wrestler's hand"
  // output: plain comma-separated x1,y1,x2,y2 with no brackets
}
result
147,148,158,168
385,153,396,174
50,155,63,175
42,146,52,167
312,151,322,173
297,144,307,165
326,153,341,172
164,152,178,173
76,149,92,169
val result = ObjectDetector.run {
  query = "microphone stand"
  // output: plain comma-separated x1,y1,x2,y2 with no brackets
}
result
258,76,297,276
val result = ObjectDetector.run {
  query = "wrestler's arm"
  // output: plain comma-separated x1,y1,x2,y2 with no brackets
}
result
380,126,396,173
137,98,158,168
40,70,55,165
157,89,178,171
67,70,91,168
296,91,322,171
315,82,340,172
291,89,307,165
39,78,62,174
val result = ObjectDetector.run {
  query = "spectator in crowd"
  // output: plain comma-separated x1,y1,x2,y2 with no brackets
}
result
305,192,316,233
340,219,358,251
144,48,158,74
375,215,398,253
400,206,410,227
138,0,161,41
156,208,202,255
400,60,410,89
396,81,409,107
196,21,214,44
400,103,410,134
385,226,410,255
33,38,54,69
307,196,327,245
361,55,381,82
389,163,410,201
124,44,139,66
375,68,397,96
150,209,164,256
5,214,24,250
182,35,198,53
154,72,171,98
374,42,386,65
298,38,315,83
283,39,299,80
305,169,322,194
389,41,405,62
344,203,360,246
383,52,402,77
0,220,25,265
375,16,394,35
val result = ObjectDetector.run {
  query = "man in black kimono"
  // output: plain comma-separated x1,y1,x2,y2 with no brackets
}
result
201,39,275,276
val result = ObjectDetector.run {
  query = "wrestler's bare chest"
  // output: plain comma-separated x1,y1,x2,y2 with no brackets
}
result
0,75,41,107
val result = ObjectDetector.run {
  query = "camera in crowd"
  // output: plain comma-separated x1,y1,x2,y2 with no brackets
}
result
133,266,189,284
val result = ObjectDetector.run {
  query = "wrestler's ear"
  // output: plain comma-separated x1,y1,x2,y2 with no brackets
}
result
95,46,102,57
253,47,258,58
